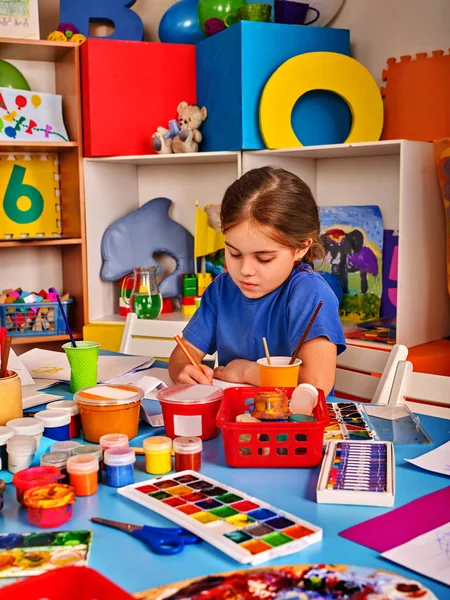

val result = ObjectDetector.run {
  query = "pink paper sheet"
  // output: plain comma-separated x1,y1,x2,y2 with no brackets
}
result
339,486,450,552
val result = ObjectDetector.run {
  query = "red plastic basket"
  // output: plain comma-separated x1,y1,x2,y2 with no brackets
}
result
216,387,329,468
0,566,134,600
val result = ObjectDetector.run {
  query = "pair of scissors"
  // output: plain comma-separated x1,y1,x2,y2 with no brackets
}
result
91,517,200,555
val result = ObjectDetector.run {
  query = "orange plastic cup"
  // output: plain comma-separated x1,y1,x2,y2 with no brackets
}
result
66,455,99,496
74,385,143,443
257,357,301,387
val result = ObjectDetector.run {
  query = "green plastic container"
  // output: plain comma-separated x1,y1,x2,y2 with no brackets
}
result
62,341,100,393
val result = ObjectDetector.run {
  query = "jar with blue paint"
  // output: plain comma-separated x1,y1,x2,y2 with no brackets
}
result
34,410,71,441
103,447,136,487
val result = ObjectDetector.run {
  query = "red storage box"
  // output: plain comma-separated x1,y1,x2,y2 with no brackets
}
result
0,566,134,600
216,387,329,468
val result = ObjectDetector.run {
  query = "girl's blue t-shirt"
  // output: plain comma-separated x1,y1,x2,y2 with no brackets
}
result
183,264,346,366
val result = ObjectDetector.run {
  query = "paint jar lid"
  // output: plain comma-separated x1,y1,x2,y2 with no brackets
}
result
23,483,75,509
7,435,37,455
47,400,79,416
51,440,81,455
157,384,223,405
104,447,136,466
34,409,71,428
0,426,14,445
13,466,60,489
99,433,129,450
40,451,71,469
173,436,202,454
66,454,99,474
6,417,44,436
143,436,172,453
74,384,144,406
288,384,319,415
72,445,102,460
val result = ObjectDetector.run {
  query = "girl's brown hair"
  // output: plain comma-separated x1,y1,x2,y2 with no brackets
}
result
220,166,324,268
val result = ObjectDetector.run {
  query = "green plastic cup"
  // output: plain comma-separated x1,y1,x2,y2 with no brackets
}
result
62,341,100,393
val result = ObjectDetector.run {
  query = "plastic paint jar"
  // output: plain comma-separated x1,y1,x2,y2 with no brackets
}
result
156,385,223,440
72,445,103,483
34,409,71,441
40,452,71,484
7,435,37,473
66,455,99,496
23,483,75,528
173,437,202,472
13,465,61,505
6,417,44,445
143,436,172,475
103,447,136,487
0,426,14,468
74,384,143,443
50,440,81,456
289,383,319,416
47,400,81,438
99,433,129,469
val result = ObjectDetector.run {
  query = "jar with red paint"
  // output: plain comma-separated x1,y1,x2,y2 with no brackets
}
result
173,436,202,472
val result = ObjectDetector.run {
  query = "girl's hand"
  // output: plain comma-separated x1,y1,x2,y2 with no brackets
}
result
176,363,214,385
214,360,260,385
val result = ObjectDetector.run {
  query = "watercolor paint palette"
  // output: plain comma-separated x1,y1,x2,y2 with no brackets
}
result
324,402,377,442
317,440,395,507
118,471,322,565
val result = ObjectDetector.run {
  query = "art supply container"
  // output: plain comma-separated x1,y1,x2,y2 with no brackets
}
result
47,400,81,438
103,447,136,487
0,426,13,467
0,479,5,512
217,386,329,468
6,417,43,445
62,341,100,393
66,454,99,496
13,465,61,505
0,371,22,426
34,409,71,441
6,435,37,473
143,436,172,474
74,384,143,443
257,357,301,387
289,384,319,416
157,385,223,440
40,452,71,484
252,390,290,420
72,445,103,482
23,483,75,528
173,436,202,472
51,440,80,455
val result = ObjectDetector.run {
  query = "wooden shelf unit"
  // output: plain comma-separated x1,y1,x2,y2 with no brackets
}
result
0,38,87,347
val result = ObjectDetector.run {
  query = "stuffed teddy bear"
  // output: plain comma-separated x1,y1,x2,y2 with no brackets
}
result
152,102,207,154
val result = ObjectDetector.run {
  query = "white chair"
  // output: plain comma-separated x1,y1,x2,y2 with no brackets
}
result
335,344,408,404
387,360,450,419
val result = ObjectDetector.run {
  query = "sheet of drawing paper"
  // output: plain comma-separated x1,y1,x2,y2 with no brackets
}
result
405,441,450,477
339,486,450,551
382,523,450,586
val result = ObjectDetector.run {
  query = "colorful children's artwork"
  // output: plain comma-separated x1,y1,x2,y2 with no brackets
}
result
0,153,61,240
0,88,68,142
325,402,376,442
318,206,383,322
0,530,92,577
119,471,322,566
137,564,436,600
380,229,398,319
0,0,39,39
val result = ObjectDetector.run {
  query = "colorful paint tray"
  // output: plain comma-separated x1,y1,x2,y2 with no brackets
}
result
118,471,322,565
324,402,377,442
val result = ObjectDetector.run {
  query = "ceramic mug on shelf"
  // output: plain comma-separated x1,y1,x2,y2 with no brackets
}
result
225,4,272,27
274,1,320,25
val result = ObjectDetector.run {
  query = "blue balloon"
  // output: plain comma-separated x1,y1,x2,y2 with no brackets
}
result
159,0,206,45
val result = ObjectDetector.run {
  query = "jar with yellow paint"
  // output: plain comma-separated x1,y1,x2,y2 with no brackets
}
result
143,436,172,475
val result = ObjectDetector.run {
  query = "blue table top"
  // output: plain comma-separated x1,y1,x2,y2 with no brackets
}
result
1,367,449,597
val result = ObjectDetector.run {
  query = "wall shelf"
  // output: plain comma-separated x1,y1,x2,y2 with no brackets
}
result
1,238,82,248
11,332,83,346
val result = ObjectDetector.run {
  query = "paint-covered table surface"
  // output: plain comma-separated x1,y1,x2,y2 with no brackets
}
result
1,363,449,597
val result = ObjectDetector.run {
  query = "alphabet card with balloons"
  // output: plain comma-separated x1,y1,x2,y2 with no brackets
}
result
0,153,61,240
0,88,69,142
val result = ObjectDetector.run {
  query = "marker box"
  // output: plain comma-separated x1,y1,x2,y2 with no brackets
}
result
316,440,395,507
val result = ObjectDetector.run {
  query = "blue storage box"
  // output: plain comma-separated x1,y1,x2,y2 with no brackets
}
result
0,299,73,337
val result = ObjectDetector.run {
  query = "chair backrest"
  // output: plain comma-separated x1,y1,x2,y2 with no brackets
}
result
388,360,450,419
335,344,408,404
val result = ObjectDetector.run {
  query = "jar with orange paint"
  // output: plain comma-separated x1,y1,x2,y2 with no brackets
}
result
66,455,99,496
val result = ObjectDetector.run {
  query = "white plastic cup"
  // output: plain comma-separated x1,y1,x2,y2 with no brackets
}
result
6,417,44,445
289,383,319,415
7,435,37,473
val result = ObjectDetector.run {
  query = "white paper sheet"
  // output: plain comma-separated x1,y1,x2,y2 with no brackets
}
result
382,523,450,586
7,349,34,386
23,393,65,410
405,441,450,477
144,367,253,397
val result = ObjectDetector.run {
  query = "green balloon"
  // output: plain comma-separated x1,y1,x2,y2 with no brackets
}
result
198,0,246,32
0,59,30,90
